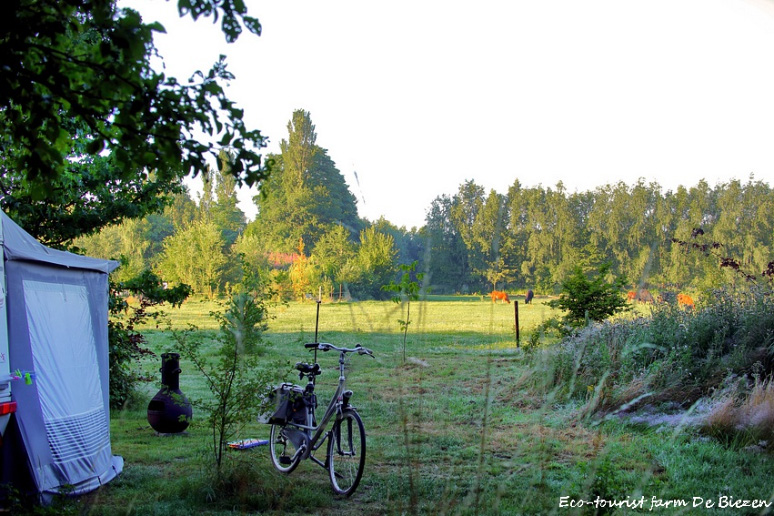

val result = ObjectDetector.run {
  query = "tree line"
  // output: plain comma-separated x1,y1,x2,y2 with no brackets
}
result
425,176,774,296
79,109,774,301
75,109,774,301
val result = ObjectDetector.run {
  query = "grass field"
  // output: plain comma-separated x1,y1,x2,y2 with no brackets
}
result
52,296,774,515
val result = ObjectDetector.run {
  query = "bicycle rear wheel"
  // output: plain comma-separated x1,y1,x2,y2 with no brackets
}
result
327,409,366,496
269,424,302,474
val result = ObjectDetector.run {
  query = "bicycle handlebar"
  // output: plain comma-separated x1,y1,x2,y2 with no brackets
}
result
304,342,374,357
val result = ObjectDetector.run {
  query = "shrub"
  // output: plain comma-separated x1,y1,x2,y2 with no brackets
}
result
548,262,630,330
173,272,283,476
382,260,424,364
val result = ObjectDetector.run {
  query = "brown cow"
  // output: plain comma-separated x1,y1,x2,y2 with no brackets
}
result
677,293,695,309
627,291,636,301
490,290,511,304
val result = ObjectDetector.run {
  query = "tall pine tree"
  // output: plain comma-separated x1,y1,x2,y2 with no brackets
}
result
247,109,361,254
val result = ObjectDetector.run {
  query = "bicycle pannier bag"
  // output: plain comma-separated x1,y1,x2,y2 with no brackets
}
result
268,384,305,425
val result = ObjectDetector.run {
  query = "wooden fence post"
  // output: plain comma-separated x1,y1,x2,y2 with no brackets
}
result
514,300,520,347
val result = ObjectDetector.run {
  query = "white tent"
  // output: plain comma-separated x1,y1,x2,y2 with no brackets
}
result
0,212,123,500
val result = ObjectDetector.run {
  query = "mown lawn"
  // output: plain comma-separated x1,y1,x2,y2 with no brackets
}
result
55,297,774,515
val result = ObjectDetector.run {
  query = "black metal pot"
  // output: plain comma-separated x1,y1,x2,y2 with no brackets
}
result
147,353,192,433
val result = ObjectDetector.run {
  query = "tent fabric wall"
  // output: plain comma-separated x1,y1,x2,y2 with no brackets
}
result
1,212,122,499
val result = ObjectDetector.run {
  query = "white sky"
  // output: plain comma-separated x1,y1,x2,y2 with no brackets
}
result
122,0,774,229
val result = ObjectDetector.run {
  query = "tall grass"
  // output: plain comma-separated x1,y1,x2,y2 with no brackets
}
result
703,376,774,446
533,287,774,427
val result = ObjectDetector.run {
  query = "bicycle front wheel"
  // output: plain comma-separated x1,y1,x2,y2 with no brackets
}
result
269,424,302,474
327,409,366,496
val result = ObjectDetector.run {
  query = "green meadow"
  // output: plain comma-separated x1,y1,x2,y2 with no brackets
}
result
51,296,774,515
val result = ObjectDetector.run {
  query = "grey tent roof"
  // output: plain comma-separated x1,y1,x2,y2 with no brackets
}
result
1,212,119,273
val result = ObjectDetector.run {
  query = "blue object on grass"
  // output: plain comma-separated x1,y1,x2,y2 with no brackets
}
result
228,438,269,450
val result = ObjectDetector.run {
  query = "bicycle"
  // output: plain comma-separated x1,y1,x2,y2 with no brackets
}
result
267,319,374,496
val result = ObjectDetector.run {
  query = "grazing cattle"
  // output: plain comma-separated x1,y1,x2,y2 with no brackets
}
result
627,291,636,301
490,290,511,304
634,289,655,304
525,289,534,304
677,293,695,309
